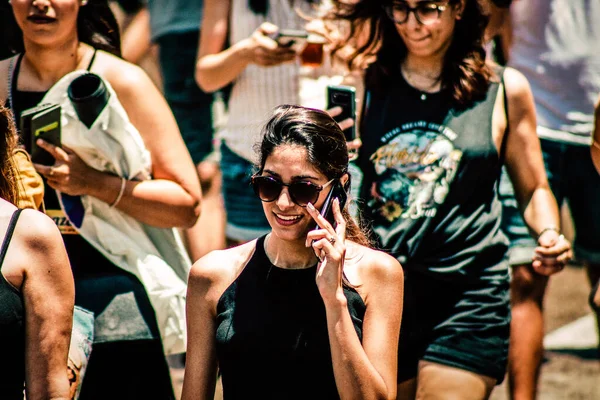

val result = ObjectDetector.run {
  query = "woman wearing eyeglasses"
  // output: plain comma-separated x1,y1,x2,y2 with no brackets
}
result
325,0,572,398
182,105,403,400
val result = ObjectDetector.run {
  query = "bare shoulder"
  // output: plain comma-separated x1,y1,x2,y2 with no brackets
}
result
188,240,258,304
91,50,155,96
14,209,63,251
501,67,534,104
10,209,70,280
344,242,403,289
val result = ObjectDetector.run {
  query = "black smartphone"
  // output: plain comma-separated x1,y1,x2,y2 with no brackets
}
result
326,84,356,142
314,180,348,231
26,104,62,166
269,29,308,53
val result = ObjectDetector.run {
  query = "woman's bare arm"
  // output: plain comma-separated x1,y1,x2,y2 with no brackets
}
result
502,67,570,274
18,210,74,400
195,0,295,92
326,251,403,400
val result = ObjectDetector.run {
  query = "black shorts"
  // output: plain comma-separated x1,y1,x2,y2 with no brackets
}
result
397,269,510,384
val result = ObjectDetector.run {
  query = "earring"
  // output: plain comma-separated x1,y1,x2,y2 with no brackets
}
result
81,0,88,5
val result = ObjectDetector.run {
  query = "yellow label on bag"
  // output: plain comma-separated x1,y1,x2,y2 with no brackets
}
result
46,209,78,235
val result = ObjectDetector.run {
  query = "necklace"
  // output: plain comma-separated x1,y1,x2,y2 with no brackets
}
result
401,65,442,101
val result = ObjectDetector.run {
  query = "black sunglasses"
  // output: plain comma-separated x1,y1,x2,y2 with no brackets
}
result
251,175,334,207
383,2,449,25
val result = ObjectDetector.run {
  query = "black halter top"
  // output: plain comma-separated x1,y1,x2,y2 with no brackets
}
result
215,235,367,399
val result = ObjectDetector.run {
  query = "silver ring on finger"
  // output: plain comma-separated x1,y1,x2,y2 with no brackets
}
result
328,236,336,245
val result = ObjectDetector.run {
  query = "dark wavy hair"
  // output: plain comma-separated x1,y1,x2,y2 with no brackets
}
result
0,0,121,57
327,0,494,106
0,107,19,205
256,104,369,247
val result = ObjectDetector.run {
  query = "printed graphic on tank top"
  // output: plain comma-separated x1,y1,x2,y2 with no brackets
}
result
358,69,509,282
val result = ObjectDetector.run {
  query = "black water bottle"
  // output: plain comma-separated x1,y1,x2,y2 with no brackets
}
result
67,73,110,129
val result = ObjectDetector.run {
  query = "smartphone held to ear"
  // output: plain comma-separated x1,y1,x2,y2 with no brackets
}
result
20,103,62,166
313,180,348,231
326,85,356,142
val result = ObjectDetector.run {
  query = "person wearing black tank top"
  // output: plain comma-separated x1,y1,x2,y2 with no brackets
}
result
0,106,74,399
1,1,202,399
182,105,403,400
325,0,572,398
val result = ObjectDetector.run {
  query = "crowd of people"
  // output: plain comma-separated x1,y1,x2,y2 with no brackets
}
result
0,0,598,399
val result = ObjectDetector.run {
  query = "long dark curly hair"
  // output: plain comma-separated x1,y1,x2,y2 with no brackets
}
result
327,0,494,107
1,0,121,57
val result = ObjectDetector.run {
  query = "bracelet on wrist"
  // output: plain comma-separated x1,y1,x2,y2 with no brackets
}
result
110,177,127,208
537,226,560,241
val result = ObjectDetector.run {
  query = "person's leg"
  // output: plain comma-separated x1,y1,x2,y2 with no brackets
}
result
158,31,226,261
508,265,548,400
587,266,600,349
564,143,600,349
416,361,496,400
499,140,563,400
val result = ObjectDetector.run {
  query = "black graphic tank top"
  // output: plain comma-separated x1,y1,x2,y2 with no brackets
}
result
358,68,509,282
215,235,366,399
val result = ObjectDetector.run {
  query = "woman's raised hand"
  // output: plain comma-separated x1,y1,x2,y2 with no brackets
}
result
32,139,101,196
242,22,297,67
305,198,347,302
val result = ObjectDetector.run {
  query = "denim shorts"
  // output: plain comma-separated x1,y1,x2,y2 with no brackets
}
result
499,138,600,265
220,142,271,241
157,31,214,164
397,269,510,384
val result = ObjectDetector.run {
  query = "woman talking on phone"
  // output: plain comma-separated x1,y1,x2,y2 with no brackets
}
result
0,0,201,398
182,105,403,400
326,0,572,398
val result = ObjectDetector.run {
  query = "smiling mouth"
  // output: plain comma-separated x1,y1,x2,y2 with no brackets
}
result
407,36,429,42
27,15,57,24
274,213,303,225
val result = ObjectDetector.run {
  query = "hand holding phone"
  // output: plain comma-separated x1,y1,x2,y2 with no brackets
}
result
307,180,349,263
326,85,357,143
20,103,62,166
269,29,309,53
